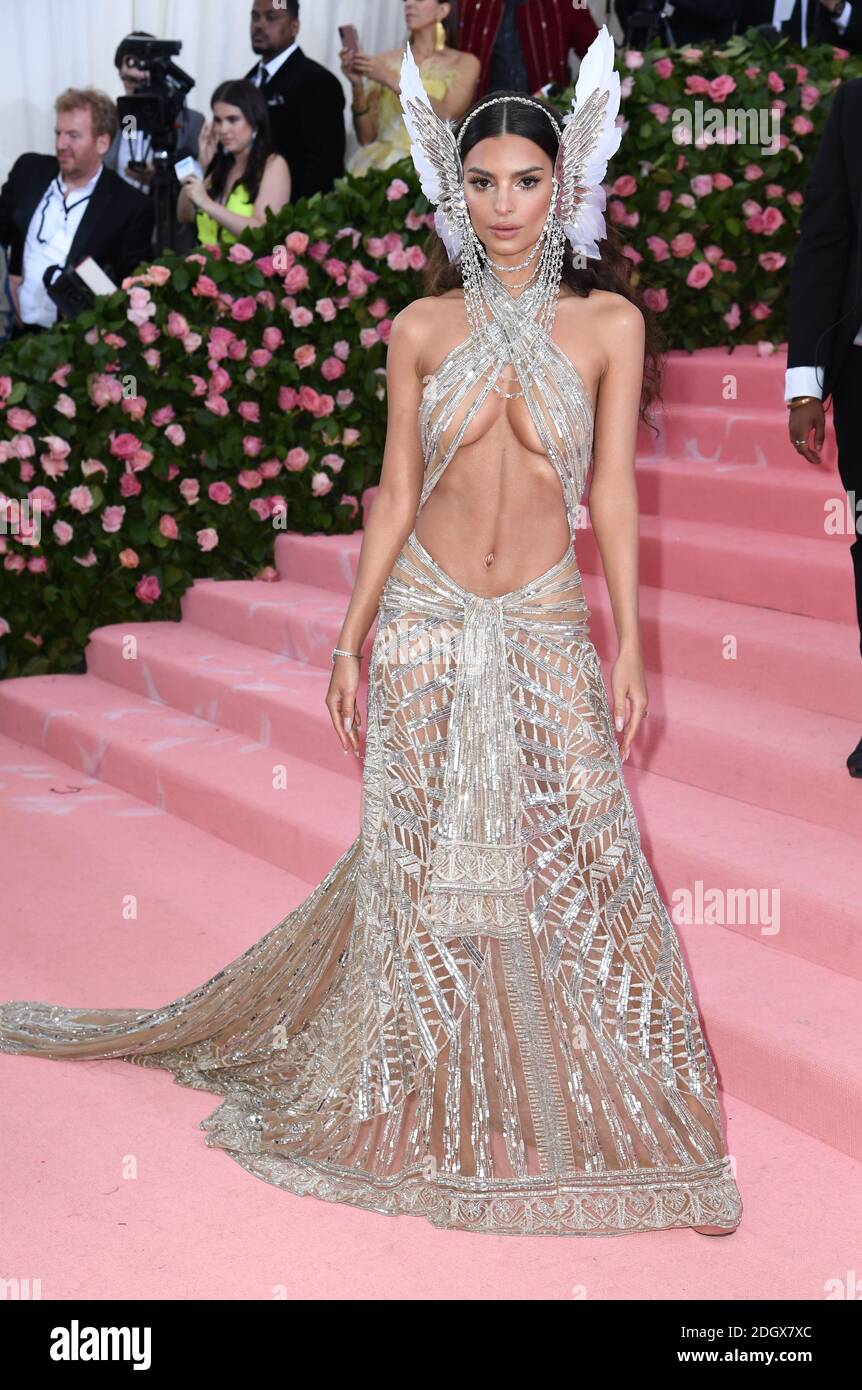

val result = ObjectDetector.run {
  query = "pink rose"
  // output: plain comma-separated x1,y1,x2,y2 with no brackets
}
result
8,407,37,430
291,305,314,328
653,57,674,79
228,243,254,263
686,262,713,289
278,386,299,411
647,235,670,261
708,74,736,101
242,435,263,456
136,575,161,603
262,326,283,351
238,468,263,490
691,174,713,197
712,172,734,191
208,481,233,505
405,245,426,271
311,471,333,497
68,486,94,514
197,528,219,551
286,447,309,471
612,174,637,196
119,472,142,498
165,424,186,446
238,400,261,422
758,251,786,271
230,296,257,321
205,394,230,416
286,230,309,254
122,395,147,421
152,405,175,426
119,548,139,568
315,297,337,321
750,302,772,321
294,344,316,369
53,520,74,544
284,264,310,293
179,478,200,504
101,505,126,533
657,189,672,212
109,432,141,459
298,385,320,412
193,274,219,298
671,232,696,257
643,287,669,312
386,177,410,200
159,514,179,539
321,356,345,381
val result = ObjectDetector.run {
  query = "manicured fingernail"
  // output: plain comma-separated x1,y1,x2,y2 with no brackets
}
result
615,716,623,730
344,718,351,731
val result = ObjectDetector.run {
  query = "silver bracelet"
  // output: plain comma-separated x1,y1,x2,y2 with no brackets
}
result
331,646,361,663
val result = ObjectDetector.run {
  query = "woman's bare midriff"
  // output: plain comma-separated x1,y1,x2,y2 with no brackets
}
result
412,291,599,601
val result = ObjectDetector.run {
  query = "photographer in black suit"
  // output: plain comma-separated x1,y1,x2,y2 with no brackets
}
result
245,0,345,202
785,77,862,776
0,87,153,334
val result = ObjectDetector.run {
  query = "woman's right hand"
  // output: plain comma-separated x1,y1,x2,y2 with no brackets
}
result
198,119,218,167
326,655,362,757
339,45,365,89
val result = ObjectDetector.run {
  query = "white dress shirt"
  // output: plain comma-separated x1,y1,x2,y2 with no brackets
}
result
772,0,853,46
18,164,103,327
782,0,856,399
252,40,298,88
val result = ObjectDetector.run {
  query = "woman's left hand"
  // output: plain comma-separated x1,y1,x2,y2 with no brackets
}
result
610,648,649,763
350,52,396,88
182,176,210,210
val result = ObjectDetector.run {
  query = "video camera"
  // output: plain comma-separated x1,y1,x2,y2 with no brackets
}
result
115,37,195,159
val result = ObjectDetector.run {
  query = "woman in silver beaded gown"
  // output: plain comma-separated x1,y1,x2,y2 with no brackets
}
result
0,29,742,1238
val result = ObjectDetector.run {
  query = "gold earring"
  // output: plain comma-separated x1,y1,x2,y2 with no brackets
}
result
434,19,446,50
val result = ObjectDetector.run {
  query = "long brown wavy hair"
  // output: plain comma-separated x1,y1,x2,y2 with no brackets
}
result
421,90,665,429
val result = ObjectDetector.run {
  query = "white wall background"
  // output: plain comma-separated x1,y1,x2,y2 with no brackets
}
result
0,0,610,182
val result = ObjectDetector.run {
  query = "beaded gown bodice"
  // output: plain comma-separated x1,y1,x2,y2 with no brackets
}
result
418,271,595,534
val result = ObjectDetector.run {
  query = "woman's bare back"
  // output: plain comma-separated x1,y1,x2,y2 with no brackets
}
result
411,286,610,599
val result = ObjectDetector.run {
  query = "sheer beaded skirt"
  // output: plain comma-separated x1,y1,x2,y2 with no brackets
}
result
0,517,742,1236
0,300,743,1236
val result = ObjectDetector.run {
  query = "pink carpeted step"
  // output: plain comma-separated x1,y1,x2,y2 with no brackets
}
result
577,513,858,625
594,655,861,834
84,618,370,779
632,453,849,540
176,575,360,662
581,574,862,723
637,403,839,471
273,530,363,592
659,344,790,410
630,764,861,981
0,674,361,883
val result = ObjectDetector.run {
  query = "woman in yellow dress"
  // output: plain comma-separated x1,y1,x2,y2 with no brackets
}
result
342,1,479,177
177,79,291,247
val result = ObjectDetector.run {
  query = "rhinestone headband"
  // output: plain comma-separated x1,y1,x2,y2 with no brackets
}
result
456,95,563,151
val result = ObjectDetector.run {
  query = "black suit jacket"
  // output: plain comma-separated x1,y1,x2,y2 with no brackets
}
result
0,153,154,291
245,46,345,202
740,0,862,48
787,78,862,399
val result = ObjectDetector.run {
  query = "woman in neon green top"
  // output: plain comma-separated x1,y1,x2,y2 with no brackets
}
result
177,79,291,247
342,2,479,177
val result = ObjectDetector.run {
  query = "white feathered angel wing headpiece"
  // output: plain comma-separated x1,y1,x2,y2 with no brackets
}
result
397,24,622,263
555,24,622,261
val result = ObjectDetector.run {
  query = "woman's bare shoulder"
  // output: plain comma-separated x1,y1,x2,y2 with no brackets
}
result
391,293,468,367
558,286,643,343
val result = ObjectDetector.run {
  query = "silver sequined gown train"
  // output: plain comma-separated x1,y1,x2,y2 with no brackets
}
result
0,275,743,1237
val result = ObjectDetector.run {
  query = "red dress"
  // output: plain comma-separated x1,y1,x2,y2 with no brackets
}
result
458,0,599,96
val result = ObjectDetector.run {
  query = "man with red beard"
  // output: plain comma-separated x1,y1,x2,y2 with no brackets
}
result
458,0,598,97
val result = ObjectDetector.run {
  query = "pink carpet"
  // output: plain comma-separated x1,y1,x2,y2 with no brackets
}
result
1,344,860,1298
